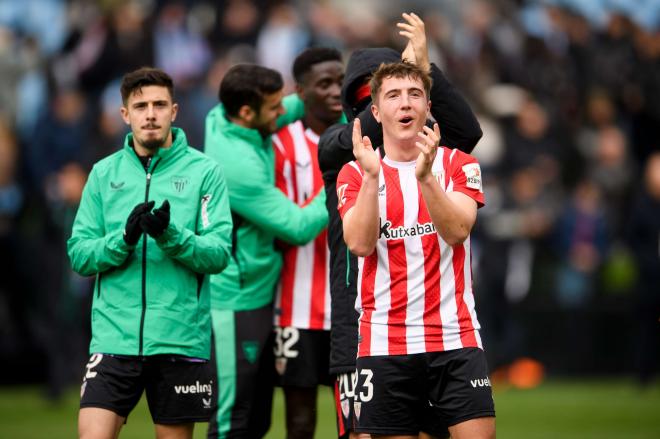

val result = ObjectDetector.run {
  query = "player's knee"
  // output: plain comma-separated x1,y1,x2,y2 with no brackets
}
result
78,408,123,439
287,409,316,439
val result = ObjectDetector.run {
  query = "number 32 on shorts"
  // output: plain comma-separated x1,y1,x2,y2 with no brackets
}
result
273,327,299,358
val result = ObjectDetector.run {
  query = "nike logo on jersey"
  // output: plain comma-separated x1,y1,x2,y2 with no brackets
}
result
110,181,125,189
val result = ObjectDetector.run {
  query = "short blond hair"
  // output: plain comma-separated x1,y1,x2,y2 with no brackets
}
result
369,61,432,104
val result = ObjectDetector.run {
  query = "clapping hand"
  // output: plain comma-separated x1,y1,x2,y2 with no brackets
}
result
123,201,155,245
415,123,441,182
352,119,380,178
140,200,170,238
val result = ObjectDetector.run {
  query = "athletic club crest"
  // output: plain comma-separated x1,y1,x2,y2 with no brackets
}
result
341,399,350,418
275,357,287,375
171,176,189,193
354,401,362,420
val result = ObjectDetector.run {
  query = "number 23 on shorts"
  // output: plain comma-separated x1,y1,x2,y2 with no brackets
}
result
355,368,374,402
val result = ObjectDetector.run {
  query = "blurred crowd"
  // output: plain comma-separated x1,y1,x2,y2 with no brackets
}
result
1,0,659,398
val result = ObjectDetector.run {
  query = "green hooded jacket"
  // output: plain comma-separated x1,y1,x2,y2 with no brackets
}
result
68,127,232,359
204,95,328,310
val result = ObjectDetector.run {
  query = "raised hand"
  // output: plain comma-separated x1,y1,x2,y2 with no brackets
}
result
352,118,380,178
397,12,430,73
415,123,441,182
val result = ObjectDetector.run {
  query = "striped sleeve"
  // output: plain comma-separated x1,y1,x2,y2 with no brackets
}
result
336,161,363,219
447,149,485,207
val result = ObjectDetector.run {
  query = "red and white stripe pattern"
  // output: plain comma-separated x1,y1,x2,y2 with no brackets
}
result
337,147,485,357
272,121,330,330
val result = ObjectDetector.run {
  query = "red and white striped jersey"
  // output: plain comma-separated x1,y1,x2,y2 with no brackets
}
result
272,120,331,330
337,147,485,357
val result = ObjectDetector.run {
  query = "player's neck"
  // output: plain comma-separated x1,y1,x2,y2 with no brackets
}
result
303,114,335,137
383,138,418,162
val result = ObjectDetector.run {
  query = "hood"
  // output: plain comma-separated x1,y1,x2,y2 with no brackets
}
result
341,47,401,121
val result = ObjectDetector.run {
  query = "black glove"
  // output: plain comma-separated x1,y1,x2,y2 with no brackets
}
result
140,200,170,238
123,201,155,246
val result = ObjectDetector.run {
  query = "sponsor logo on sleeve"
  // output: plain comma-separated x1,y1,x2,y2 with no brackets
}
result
462,163,482,192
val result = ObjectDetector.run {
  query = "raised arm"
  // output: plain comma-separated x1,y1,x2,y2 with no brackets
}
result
399,11,482,152
341,119,381,256
415,124,477,245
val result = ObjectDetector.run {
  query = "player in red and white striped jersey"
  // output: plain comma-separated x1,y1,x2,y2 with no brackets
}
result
272,47,344,439
273,122,331,331
338,146,484,357
338,62,495,438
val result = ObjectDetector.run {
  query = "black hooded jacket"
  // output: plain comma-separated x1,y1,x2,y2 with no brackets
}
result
318,47,483,374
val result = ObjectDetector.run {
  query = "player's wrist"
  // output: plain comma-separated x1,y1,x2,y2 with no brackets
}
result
417,172,436,185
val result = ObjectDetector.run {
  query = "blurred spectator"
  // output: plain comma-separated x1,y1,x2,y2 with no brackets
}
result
500,95,564,186
55,0,154,93
25,87,90,189
0,116,29,362
552,179,608,374
476,163,560,370
554,179,608,309
153,1,211,84
585,125,635,235
209,0,265,50
627,152,660,386
256,3,309,90
38,162,93,400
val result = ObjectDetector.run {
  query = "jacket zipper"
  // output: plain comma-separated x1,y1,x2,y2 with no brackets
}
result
139,157,160,356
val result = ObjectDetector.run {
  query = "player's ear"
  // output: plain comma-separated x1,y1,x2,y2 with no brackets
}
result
171,102,178,122
295,83,305,100
238,104,256,124
371,103,381,123
120,106,130,125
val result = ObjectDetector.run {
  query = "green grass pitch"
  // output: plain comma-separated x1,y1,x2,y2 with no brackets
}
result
0,379,658,438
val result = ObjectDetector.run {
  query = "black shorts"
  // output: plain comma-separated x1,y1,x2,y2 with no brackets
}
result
334,371,359,438
273,327,332,388
353,348,495,436
79,353,213,424
208,306,275,438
